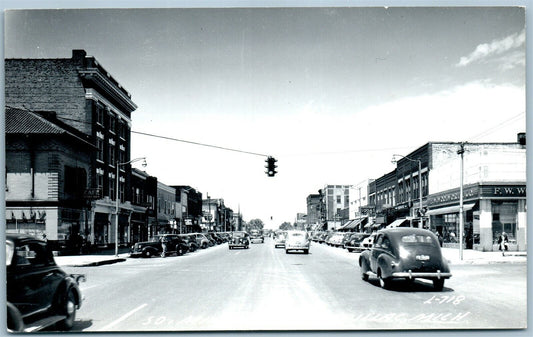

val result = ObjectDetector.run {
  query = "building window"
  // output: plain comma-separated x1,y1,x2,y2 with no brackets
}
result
96,169,104,192
336,195,341,204
119,178,125,203
96,105,105,126
109,179,116,200
108,113,116,134
109,143,115,165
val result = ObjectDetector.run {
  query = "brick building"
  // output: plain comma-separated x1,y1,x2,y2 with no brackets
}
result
5,107,94,246
5,49,138,247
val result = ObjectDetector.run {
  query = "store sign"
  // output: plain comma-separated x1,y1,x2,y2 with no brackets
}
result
428,184,526,207
83,188,102,200
427,185,479,206
481,185,526,198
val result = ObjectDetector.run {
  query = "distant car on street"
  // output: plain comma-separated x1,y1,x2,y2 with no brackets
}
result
285,230,311,254
130,234,189,258
229,231,250,249
359,228,452,290
178,234,200,252
274,231,288,248
249,229,264,243
6,234,85,332
344,233,370,252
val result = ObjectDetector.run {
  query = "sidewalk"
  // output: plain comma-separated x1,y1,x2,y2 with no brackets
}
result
441,247,527,265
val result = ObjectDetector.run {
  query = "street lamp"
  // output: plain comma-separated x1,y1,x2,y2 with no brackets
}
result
115,157,147,257
392,154,423,228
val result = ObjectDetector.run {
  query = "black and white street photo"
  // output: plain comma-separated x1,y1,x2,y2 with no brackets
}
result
1,1,529,336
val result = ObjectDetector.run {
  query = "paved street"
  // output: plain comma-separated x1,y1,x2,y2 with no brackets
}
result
62,238,527,332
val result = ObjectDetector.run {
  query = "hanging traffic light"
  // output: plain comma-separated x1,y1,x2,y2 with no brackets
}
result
265,156,278,177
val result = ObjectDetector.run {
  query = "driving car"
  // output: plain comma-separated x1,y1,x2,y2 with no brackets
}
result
359,228,452,291
285,230,311,254
249,229,264,243
130,234,189,258
344,233,370,252
274,231,287,248
228,231,250,249
6,234,85,332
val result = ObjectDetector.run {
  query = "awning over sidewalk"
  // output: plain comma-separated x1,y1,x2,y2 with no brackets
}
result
425,203,476,216
386,218,409,229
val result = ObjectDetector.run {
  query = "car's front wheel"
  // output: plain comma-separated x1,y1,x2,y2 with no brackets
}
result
56,289,77,330
433,279,445,291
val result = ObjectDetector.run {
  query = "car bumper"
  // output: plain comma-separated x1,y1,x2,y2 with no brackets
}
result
392,271,452,279
285,245,310,250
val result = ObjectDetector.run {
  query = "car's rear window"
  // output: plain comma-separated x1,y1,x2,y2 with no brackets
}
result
401,234,435,244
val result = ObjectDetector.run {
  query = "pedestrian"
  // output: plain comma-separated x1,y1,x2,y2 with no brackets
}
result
435,232,443,247
160,235,168,258
497,232,509,256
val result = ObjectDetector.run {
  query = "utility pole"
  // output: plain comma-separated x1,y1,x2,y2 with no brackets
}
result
458,142,465,261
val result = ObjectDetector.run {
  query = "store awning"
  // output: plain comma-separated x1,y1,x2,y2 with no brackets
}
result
346,216,368,229
425,203,476,216
337,220,354,230
386,218,409,229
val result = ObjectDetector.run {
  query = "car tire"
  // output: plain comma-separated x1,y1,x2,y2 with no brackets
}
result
177,246,184,256
378,269,390,289
433,279,445,291
360,260,370,281
56,289,76,331
143,250,152,258
7,303,23,332
202,243,207,249
304,249,309,254
347,248,353,252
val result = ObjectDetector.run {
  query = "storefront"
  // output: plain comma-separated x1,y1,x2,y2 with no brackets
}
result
426,183,526,251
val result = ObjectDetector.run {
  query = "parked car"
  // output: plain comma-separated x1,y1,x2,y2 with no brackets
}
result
359,228,452,290
204,233,218,246
285,230,311,254
192,233,211,249
179,234,199,252
130,234,189,258
6,234,85,332
274,231,288,248
361,232,378,250
249,229,264,243
344,233,370,252
327,232,344,247
228,231,250,249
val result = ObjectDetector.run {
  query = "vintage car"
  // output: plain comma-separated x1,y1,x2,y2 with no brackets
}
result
6,234,85,332
228,231,250,249
192,233,211,249
249,229,264,243
274,231,288,248
344,233,370,252
130,234,189,258
179,234,200,252
361,232,377,250
285,230,311,254
359,228,452,291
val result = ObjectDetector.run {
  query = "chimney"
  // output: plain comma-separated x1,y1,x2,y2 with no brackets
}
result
72,49,87,65
517,132,526,145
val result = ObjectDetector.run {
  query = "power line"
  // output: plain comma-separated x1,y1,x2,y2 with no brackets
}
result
131,130,269,157
467,111,525,142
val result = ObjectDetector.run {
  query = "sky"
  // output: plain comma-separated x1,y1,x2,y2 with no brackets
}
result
2,4,527,228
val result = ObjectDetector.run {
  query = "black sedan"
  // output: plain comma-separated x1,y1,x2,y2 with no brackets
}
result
359,228,452,291
228,231,250,249
6,234,85,332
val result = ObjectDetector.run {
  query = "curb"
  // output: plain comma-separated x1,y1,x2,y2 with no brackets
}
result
62,258,127,267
